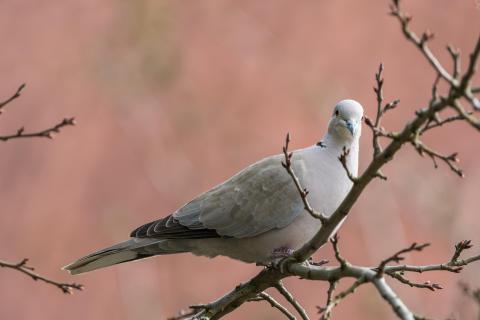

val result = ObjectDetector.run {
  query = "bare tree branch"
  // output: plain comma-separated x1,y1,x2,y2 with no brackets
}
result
411,140,464,177
387,272,442,292
175,236,480,320
385,241,480,274
171,1,480,319
366,63,400,159
318,277,365,320
372,63,386,157
458,35,480,110
451,240,473,263
180,269,287,320
1,84,79,294
390,2,480,112
317,280,338,320
376,243,430,278
0,258,83,294
0,117,76,142
446,45,460,80
330,234,348,269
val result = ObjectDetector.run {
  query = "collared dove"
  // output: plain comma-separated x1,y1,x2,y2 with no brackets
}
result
64,99,363,275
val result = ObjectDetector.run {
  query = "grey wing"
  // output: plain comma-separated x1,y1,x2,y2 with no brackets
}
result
172,155,305,238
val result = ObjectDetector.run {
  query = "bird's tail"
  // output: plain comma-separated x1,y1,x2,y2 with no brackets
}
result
62,238,184,275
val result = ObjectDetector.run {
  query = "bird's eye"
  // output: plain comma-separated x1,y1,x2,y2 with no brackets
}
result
335,110,339,116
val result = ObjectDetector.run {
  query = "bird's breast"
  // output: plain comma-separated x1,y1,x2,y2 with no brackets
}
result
297,149,354,218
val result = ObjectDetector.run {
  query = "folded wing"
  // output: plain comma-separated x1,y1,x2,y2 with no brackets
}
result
131,154,305,239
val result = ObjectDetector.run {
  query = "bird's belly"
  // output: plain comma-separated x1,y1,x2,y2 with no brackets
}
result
185,212,324,263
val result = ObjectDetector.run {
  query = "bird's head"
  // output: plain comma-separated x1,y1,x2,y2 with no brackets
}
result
328,99,364,142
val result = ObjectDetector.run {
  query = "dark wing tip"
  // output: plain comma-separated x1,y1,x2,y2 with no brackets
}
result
130,221,153,238
130,215,222,239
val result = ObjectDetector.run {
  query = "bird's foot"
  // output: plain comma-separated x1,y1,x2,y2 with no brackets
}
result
267,249,330,273
270,246,297,273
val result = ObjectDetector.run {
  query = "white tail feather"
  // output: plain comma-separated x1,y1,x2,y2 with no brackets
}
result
63,250,141,275
62,238,178,275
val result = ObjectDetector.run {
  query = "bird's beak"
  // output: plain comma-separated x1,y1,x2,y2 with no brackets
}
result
345,120,355,136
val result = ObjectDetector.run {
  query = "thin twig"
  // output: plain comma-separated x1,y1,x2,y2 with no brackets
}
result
317,280,338,320
447,45,461,80
376,243,430,278
363,63,399,182
0,258,83,294
330,234,347,269
282,133,328,223
338,147,358,183
0,117,76,142
372,63,385,157
389,2,456,86
318,278,366,320
387,272,442,291
461,34,480,86
420,112,471,134
0,83,25,114
423,75,446,132
428,74,441,108
451,240,473,263
275,281,310,320
410,139,464,177
458,35,480,110
385,240,479,274
368,64,401,158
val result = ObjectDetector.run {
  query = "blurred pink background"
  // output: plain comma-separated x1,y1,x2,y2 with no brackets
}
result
1,1,479,319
